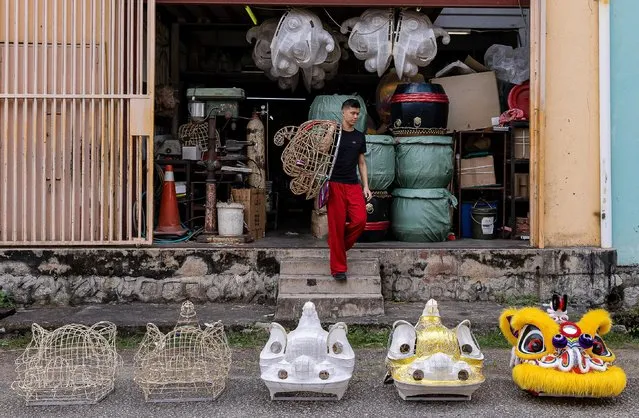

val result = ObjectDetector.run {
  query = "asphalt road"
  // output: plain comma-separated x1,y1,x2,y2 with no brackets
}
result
0,348,637,418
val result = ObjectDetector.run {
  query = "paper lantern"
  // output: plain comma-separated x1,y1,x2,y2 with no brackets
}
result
270,9,335,80
393,10,450,79
341,8,394,77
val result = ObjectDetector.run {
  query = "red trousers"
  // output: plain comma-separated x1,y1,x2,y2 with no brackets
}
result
327,182,366,275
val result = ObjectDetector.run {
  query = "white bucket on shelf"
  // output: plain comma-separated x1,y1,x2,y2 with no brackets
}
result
217,202,244,236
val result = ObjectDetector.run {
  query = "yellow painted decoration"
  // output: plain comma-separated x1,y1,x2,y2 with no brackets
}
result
385,299,485,401
499,295,626,398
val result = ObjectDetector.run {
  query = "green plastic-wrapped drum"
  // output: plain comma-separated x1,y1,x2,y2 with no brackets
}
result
395,136,453,189
357,135,395,191
391,188,458,242
308,95,368,133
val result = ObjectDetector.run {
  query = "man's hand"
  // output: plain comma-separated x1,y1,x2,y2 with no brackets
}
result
363,186,372,201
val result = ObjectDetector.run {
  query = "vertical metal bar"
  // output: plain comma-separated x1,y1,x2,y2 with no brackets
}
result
147,0,156,243
89,0,96,240
80,0,87,240
108,0,116,240
136,1,142,238
60,0,68,241
125,0,135,240
137,0,142,95
48,0,56,241
127,0,132,95
136,136,142,239
11,0,19,241
99,0,106,241
106,0,114,241
1,0,10,242
70,0,77,240
126,124,132,240
22,0,29,241
39,0,47,241
32,0,40,241
117,0,124,241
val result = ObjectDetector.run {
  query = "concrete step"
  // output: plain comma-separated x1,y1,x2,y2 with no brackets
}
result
278,274,381,295
275,293,384,320
279,257,380,276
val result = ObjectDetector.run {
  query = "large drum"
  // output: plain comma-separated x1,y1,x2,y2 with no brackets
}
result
355,192,392,242
395,135,453,189
358,135,395,191
391,188,457,242
390,83,449,130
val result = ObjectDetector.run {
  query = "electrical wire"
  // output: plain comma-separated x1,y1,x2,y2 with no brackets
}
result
518,0,529,45
323,8,344,31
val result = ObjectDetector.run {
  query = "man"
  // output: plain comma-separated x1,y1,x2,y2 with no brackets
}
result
326,99,372,281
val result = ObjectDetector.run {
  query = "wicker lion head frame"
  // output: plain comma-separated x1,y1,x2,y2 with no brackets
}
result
275,120,343,199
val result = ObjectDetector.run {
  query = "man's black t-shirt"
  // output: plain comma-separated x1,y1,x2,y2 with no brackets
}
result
330,129,367,184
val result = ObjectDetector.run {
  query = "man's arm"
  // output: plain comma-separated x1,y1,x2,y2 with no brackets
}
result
358,154,372,200
317,123,336,153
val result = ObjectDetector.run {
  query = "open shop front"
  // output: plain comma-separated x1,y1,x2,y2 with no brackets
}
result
152,1,533,248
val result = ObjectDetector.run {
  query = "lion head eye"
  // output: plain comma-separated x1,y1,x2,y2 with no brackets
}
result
518,325,546,354
591,335,612,357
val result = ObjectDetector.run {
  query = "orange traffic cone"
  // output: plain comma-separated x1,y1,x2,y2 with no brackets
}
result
154,165,187,237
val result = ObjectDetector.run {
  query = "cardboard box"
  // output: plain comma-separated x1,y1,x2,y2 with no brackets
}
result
231,188,266,240
460,155,496,188
311,210,328,239
430,71,501,132
514,173,529,198
513,128,530,159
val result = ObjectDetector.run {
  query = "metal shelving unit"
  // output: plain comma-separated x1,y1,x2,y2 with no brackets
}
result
455,129,509,239
507,122,531,239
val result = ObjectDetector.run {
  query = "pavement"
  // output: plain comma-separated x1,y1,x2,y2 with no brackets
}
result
0,348,637,418
0,302,637,417
0,300,581,334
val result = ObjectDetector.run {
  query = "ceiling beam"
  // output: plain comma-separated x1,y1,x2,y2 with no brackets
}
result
427,8,443,22
157,0,530,7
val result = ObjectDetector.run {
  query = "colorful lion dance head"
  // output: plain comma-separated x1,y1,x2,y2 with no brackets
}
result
499,294,626,398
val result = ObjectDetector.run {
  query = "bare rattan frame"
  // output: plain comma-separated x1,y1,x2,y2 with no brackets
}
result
12,321,120,406
133,301,232,403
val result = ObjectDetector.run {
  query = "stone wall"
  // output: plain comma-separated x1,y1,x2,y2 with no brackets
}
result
0,249,280,306
0,247,631,309
612,265,639,309
373,248,619,307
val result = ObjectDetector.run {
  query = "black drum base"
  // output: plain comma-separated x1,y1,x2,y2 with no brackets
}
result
359,222,390,242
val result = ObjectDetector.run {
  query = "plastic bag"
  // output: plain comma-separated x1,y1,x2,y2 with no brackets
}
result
484,44,530,85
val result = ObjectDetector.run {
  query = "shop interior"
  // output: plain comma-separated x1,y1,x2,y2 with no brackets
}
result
150,4,531,247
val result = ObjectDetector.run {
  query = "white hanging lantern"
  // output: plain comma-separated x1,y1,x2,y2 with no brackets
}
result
259,301,355,400
341,8,394,77
246,18,279,73
393,10,450,79
270,9,335,81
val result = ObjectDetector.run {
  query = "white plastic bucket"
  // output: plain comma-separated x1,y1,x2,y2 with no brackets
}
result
217,202,244,236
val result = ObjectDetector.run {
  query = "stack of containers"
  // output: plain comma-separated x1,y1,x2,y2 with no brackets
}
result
389,82,457,242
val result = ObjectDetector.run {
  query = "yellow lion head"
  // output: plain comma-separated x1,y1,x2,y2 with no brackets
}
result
385,299,485,400
499,294,626,398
